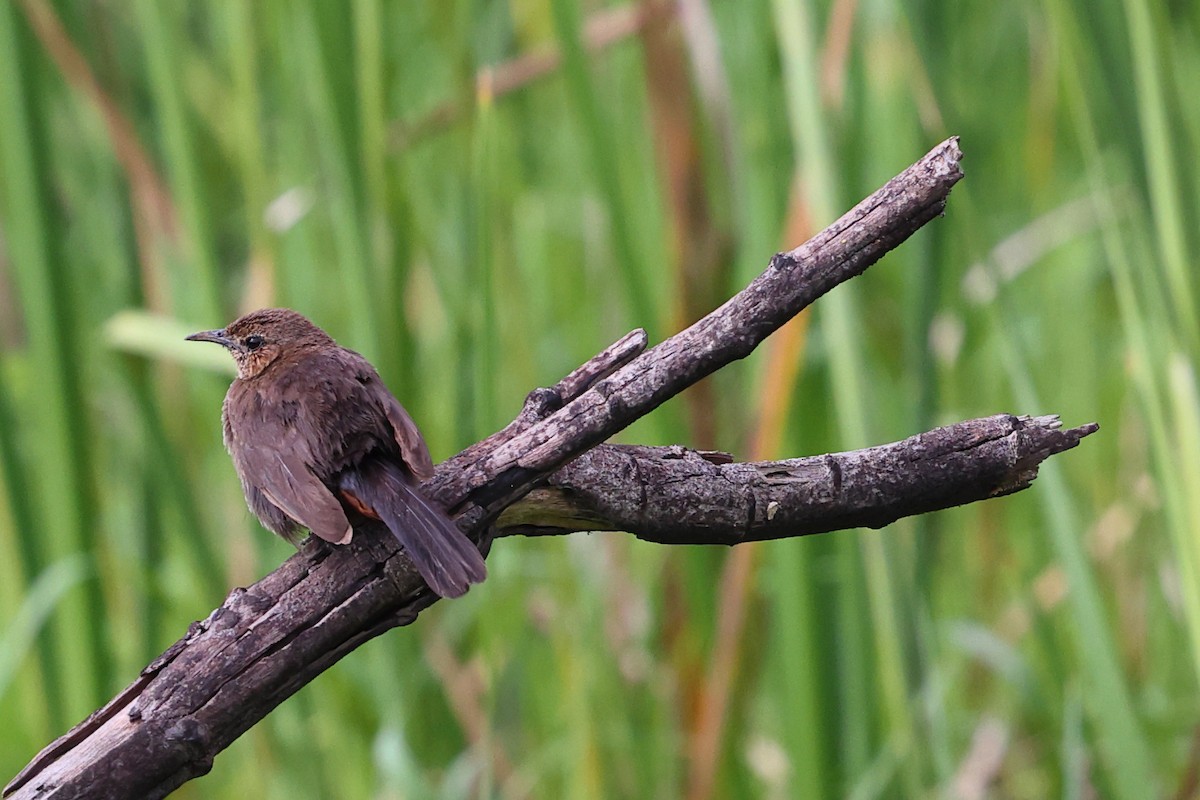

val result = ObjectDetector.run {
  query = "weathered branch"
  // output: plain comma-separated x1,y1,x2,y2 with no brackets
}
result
497,415,1098,543
4,138,1053,800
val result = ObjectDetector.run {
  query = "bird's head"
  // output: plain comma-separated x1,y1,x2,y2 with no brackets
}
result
186,308,335,380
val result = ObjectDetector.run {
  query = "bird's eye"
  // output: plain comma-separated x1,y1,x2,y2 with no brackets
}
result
245,334,265,351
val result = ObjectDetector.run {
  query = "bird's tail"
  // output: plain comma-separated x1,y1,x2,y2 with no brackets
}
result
338,459,486,598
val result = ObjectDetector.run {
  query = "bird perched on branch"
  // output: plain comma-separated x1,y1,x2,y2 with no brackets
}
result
187,308,486,597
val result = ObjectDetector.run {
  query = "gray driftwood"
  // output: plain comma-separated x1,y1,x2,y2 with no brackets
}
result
6,137,1095,800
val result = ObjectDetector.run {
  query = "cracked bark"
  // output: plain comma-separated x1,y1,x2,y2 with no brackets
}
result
500,414,1097,545
5,137,1095,800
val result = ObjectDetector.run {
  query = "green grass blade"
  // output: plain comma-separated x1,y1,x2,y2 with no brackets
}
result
0,0,112,707
549,0,659,340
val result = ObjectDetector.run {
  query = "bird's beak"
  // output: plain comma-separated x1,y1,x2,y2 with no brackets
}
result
185,328,237,350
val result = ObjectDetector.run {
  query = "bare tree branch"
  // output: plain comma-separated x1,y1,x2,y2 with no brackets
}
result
499,415,1098,543
3,137,1078,800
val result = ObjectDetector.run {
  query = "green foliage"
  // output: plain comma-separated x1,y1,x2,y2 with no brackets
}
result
0,0,1196,797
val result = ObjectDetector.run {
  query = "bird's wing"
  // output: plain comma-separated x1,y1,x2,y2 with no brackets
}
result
331,349,435,481
227,396,353,544
252,446,353,544
380,393,435,480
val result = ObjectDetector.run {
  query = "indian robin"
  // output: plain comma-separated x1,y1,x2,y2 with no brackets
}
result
187,308,486,597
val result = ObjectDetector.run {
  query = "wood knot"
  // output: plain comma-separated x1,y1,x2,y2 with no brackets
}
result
523,387,562,417
166,717,209,751
769,251,800,272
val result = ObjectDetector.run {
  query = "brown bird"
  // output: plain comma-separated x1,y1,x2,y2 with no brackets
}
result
186,308,486,598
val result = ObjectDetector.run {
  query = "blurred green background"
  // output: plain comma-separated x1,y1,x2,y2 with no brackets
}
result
0,0,1196,797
